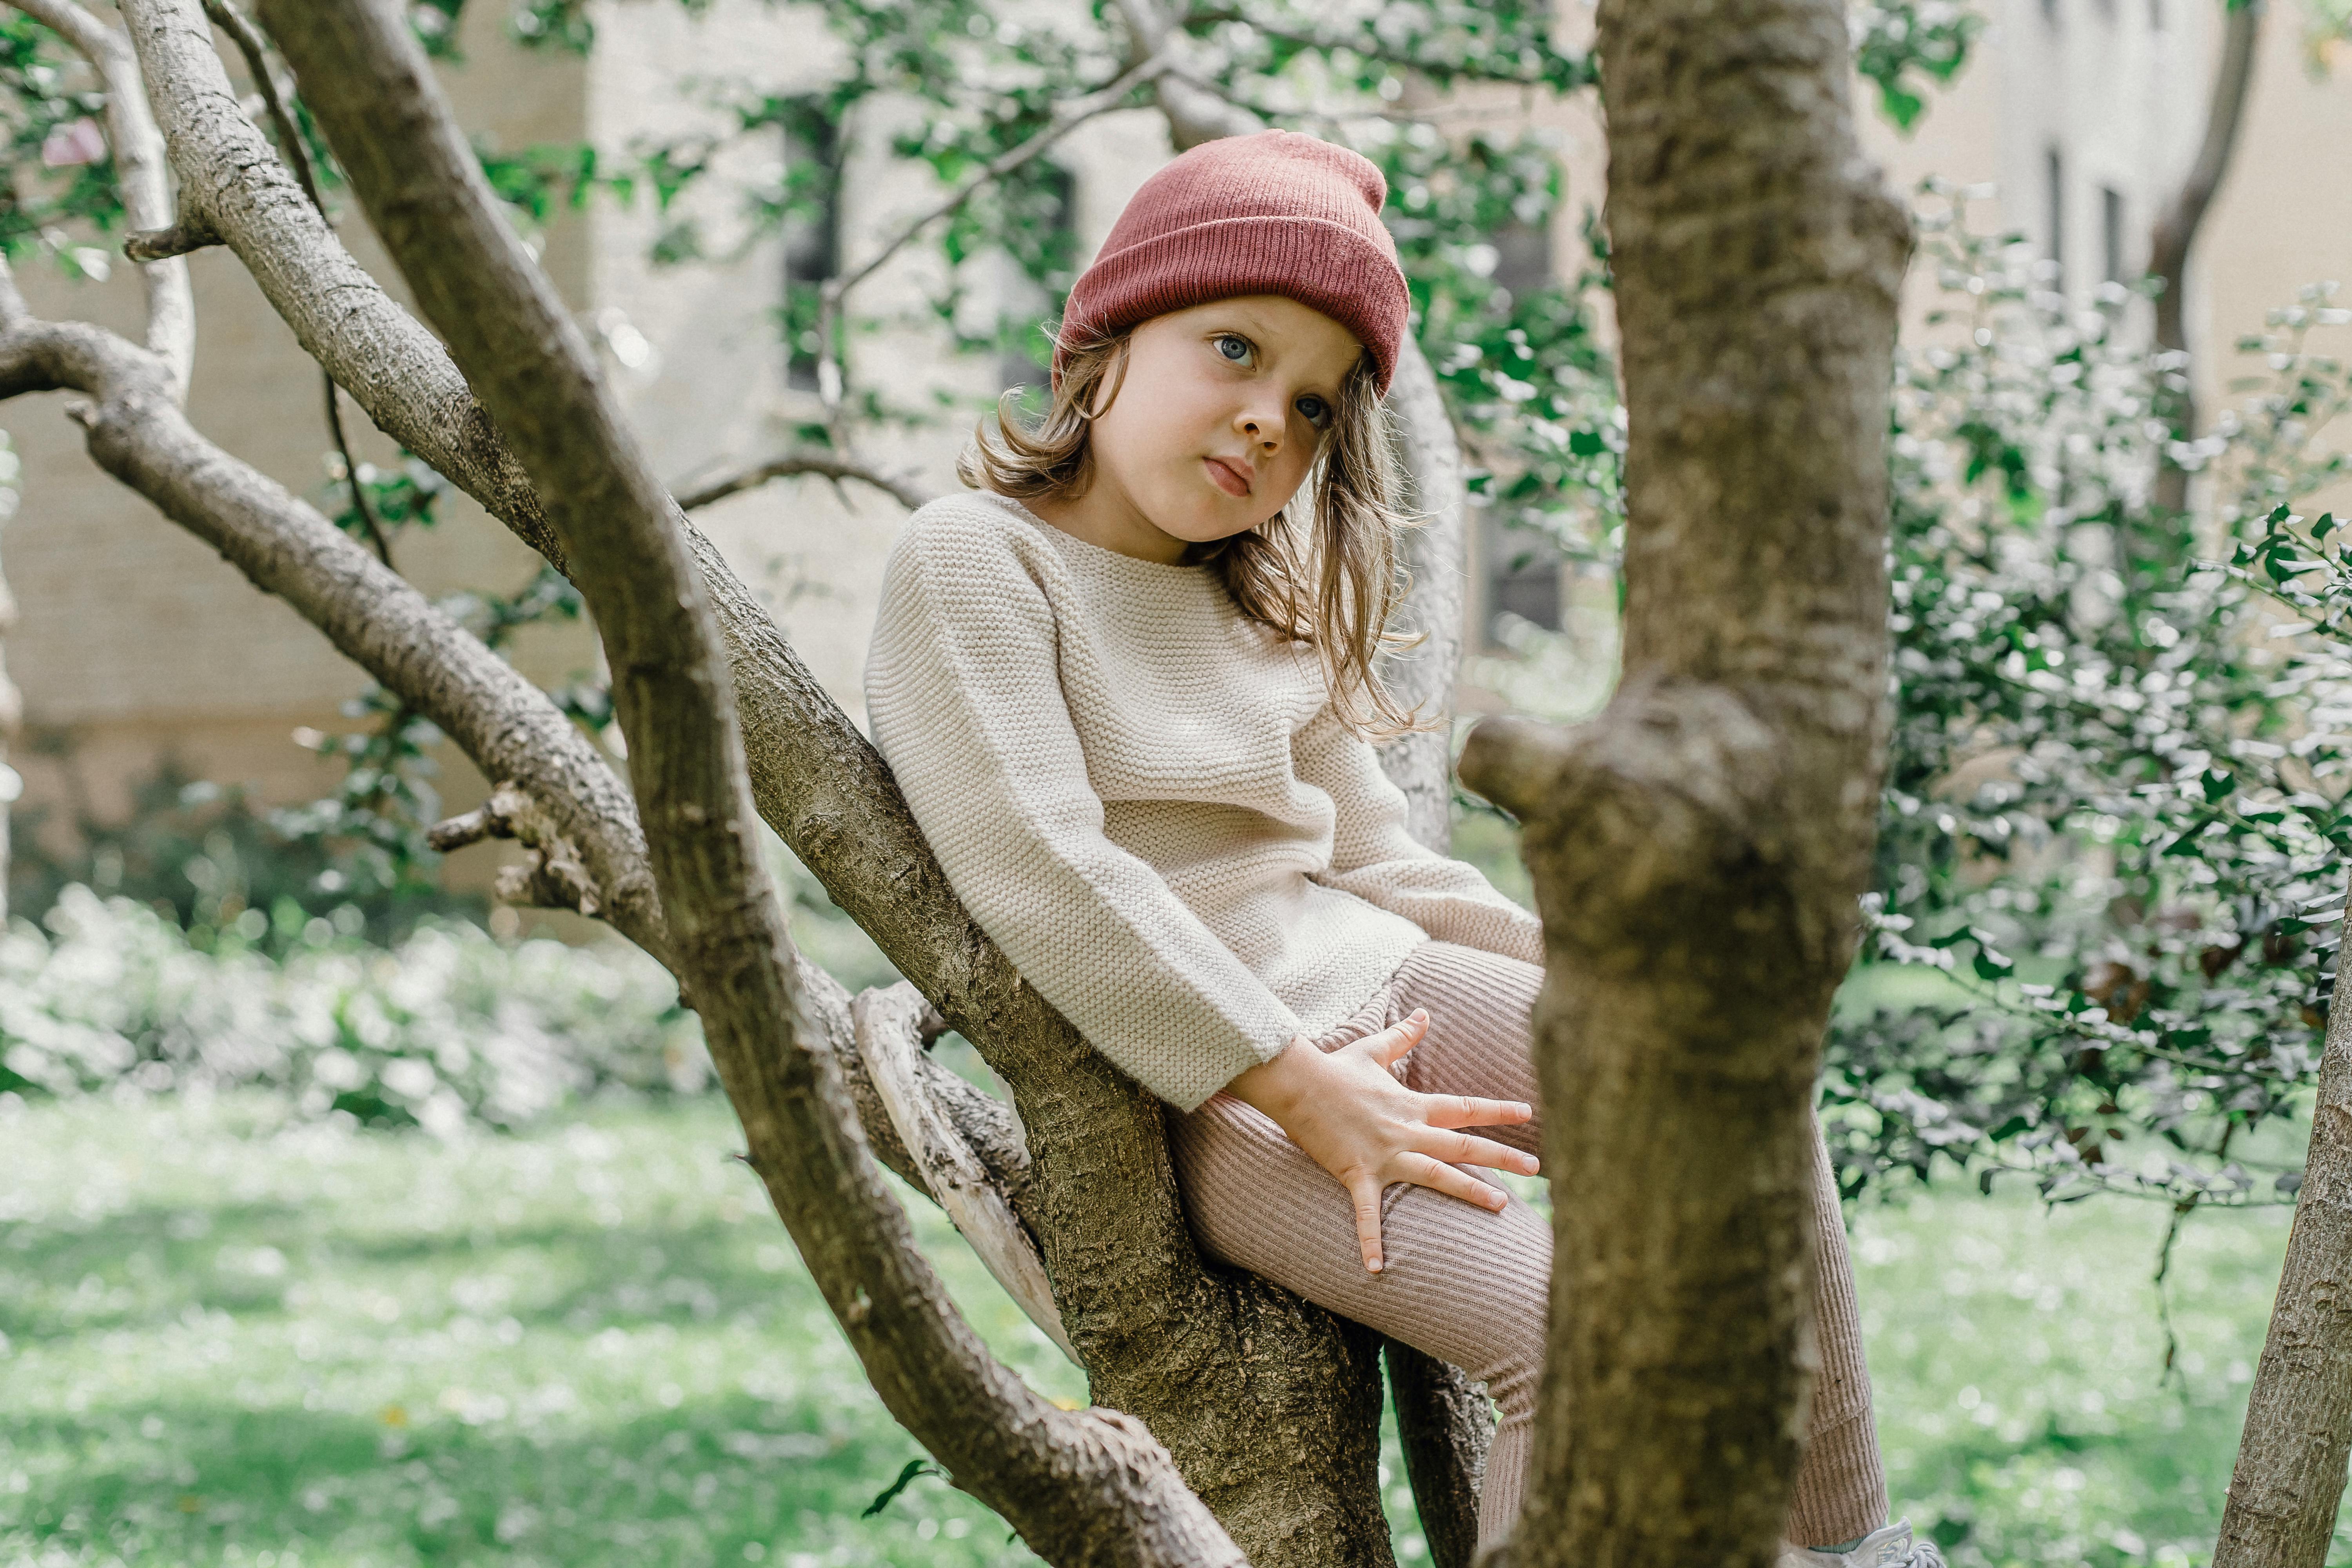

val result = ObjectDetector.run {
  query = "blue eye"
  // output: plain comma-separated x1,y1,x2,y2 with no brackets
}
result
1214,334,1252,364
1297,395,1332,428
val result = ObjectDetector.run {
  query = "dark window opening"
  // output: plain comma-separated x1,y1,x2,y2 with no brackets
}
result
783,105,842,394
1484,514,1562,644
2101,185,2125,284
2045,146,2066,288
1488,218,1555,304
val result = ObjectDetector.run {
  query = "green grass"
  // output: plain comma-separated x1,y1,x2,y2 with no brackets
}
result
0,1092,2329,1566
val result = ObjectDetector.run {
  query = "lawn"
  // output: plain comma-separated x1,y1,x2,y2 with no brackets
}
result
0,1089,2330,1567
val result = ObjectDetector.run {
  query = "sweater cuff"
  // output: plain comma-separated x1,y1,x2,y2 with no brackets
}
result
1151,1020,1296,1114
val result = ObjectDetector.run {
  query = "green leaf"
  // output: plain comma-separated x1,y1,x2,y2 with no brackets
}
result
863,1459,940,1519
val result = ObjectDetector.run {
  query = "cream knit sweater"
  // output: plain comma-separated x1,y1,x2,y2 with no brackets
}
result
864,491,1543,1111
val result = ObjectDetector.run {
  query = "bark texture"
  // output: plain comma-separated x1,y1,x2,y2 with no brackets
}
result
1457,0,1908,1561
1376,334,1471,855
2145,0,2265,542
2212,893,2352,1568
257,4,1252,1563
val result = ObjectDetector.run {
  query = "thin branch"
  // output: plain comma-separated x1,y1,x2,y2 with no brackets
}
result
6,0,195,397
1182,6,1573,86
0,262,663,960
813,47,1176,418
676,449,930,514
122,216,221,259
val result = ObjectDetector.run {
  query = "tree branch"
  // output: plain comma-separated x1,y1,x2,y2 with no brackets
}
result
7,0,194,397
676,448,931,514
0,271,664,962
2147,0,2265,533
261,4,1245,1562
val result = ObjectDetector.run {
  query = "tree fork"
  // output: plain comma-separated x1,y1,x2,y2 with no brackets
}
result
1458,0,1907,1559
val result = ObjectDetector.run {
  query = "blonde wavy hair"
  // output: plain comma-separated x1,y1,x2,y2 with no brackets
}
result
959,327,1428,740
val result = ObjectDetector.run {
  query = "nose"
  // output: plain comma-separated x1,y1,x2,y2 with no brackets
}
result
1237,397,1286,452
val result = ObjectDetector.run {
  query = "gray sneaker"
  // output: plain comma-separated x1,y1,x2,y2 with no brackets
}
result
1778,1519,1945,1568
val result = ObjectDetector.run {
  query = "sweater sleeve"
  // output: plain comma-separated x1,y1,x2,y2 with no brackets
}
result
864,513,1304,1111
1292,704,1546,967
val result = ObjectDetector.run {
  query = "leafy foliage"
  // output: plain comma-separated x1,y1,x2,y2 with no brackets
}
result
1852,2,1984,131
0,13,125,278
0,884,707,1128
1822,194,2352,1207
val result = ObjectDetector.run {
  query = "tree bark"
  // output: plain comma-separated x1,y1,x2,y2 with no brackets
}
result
2212,892,2352,1568
2145,0,2265,547
225,0,1397,1559
1377,334,1471,855
1457,0,1907,1560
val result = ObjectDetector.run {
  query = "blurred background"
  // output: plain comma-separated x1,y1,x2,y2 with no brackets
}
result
5,0,2352,1563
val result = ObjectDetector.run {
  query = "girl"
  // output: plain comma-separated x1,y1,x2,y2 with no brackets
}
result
865,129,1934,1568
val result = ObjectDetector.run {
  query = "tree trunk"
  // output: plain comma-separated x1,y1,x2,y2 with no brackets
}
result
2212,892,2352,1568
2143,0,2265,560
1458,0,1908,1559
1377,333,1472,854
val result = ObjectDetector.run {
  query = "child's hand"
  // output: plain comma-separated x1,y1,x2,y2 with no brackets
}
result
1223,1011,1539,1273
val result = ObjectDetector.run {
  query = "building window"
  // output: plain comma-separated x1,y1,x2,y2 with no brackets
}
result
782,105,841,394
1488,218,1555,304
1484,514,1562,643
2045,146,2066,287
999,163,1076,395
2101,185,2126,283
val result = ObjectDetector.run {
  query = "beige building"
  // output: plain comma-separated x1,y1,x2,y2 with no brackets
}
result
4,0,2346,891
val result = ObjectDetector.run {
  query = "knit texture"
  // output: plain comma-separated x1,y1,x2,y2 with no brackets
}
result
864,490,1543,1110
1056,129,1410,392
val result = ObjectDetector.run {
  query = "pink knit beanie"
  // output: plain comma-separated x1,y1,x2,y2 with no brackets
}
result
1056,130,1410,394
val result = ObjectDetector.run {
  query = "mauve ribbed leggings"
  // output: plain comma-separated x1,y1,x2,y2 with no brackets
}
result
1169,940,1888,1550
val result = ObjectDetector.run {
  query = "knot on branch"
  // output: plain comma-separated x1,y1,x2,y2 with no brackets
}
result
1459,679,1795,946
125,216,222,262
429,782,605,918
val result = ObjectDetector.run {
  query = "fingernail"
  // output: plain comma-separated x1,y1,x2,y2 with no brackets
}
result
1367,1259,1383,1273
1411,1009,1428,1022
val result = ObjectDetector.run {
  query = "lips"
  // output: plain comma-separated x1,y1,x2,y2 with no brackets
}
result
1203,456,1254,497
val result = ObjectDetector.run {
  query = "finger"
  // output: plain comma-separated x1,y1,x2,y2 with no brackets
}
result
1419,1092,1535,1130
1348,1174,1387,1273
1395,1152,1512,1214
1414,1126,1541,1177
1361,1010,1429,1069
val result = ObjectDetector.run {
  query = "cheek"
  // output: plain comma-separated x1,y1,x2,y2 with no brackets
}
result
1265,445,1321,514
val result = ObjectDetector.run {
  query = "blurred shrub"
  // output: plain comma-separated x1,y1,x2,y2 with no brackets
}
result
0,885,708,1131
11,757,485,953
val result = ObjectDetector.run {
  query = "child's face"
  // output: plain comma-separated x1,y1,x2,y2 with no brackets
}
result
1086,294,1364,551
